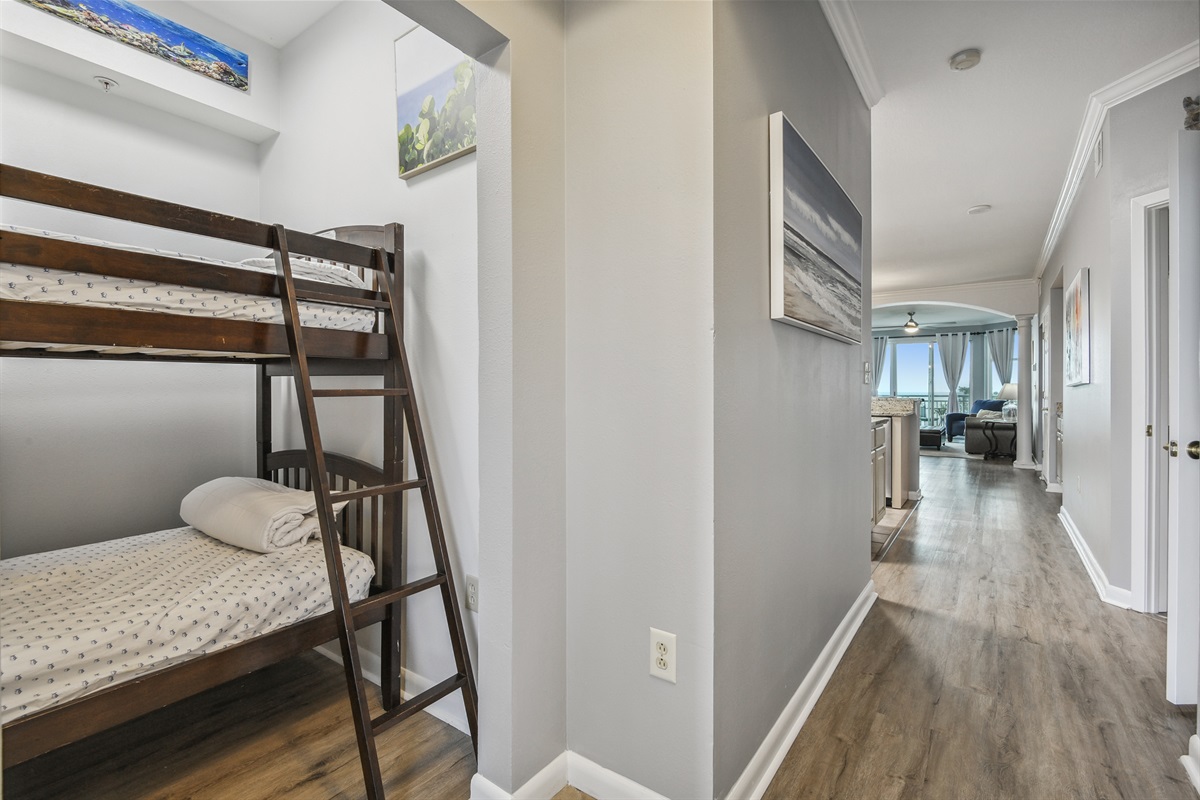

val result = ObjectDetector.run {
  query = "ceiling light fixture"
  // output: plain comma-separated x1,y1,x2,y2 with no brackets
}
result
948,48,982,71
968,204,992,215
903,312,920,333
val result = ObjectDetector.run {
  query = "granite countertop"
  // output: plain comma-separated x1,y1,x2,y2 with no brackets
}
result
871,397,924,417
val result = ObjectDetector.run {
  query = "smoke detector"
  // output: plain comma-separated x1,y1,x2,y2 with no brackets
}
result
948,49,982,71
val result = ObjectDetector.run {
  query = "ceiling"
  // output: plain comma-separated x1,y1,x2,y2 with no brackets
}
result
855,0,1199,294
179,1,344,49
872,302,1012,331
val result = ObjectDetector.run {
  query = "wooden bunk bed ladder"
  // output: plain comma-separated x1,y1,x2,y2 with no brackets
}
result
270,224,479,799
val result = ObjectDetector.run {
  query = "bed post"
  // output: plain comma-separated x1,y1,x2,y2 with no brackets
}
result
256,364,272,480
380,223,405,710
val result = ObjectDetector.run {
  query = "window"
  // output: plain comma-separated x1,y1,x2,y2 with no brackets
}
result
886,338,970,427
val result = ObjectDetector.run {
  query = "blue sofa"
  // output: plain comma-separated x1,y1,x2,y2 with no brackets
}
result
945,399,1004,441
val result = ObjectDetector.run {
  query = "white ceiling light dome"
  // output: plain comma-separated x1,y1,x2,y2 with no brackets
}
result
948,48,982,71
968,204,993,215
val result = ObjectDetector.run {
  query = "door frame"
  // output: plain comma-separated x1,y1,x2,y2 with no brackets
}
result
1129,188,1169,614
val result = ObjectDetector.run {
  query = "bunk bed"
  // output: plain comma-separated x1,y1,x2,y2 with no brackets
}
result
0,164,478,798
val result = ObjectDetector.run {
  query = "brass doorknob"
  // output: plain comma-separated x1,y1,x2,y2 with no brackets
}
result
1164,441,1179,456
1188,441,1200,460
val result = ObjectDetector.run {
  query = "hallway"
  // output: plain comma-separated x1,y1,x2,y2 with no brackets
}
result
766,456,1197,799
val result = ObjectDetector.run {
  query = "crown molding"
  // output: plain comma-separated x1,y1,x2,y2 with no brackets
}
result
875,276,1038,300
1035,40,1199,279
819,0,884,108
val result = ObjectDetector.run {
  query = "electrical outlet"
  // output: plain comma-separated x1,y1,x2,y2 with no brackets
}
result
649,627,677,684
465,575,479,612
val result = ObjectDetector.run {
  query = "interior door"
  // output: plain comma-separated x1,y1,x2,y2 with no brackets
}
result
1166,130,1199,704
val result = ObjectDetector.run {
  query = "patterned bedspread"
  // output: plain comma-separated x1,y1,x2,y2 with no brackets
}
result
0,528,374,724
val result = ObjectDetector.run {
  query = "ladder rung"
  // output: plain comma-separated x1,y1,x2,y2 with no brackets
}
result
372,674,467,736
311,388,409,398
352,575,446,619
330,479,426,504
295,288,391,309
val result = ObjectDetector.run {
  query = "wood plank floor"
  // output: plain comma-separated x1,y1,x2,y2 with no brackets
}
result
4,652,596,799
4,653,477,799
766,456,1197,799
7,456,1193,799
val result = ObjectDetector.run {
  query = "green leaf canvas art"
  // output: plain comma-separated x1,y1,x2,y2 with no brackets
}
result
396,28,477,179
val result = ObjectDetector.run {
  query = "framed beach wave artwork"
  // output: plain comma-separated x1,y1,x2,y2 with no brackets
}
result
769,112,862,344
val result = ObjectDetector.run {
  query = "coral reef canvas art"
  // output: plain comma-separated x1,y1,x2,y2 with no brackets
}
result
17,0,248,90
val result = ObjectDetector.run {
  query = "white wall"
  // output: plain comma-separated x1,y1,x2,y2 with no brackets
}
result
0,0,281,140
564,3,715,798
712,2,872,795
257,0,480,729
0,57,261,557
1045,69,1199,592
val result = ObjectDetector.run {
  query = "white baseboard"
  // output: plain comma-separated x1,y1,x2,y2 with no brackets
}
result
1014,459,1037,470
471,751,666,800
724,580,878,800
569,752,669,800
908,491,923,502
1044,482,1063,494
314,642,469,734
1058,509,1132,610
1182,735,1200,795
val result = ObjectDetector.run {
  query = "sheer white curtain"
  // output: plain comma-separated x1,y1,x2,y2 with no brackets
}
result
988,328,1016,385
872,336,889,393
936,333,968,412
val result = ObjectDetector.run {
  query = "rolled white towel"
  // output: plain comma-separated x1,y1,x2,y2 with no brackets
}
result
180,477,345,553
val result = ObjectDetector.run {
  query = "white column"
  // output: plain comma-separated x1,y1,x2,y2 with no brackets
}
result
1014,314,1036,469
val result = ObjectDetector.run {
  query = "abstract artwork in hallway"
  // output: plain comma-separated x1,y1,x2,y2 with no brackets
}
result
1066,267,1091,385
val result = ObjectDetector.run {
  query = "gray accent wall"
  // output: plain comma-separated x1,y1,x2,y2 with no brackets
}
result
712,2,872,796
1045,70,1199,592
564,3,716,797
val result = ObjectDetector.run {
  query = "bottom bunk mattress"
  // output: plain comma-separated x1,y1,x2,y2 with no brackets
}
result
0,527,375,725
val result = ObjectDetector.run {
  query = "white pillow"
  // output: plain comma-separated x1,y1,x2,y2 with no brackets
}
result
180,476,347,553
976,409,1003,420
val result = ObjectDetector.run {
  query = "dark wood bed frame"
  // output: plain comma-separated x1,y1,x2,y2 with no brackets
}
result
0,164,476,777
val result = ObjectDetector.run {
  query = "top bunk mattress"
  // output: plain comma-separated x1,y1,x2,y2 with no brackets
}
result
0,224,377,357
0,527,375,725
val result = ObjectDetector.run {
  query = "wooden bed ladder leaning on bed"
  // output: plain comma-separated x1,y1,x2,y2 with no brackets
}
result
271,224,478,799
